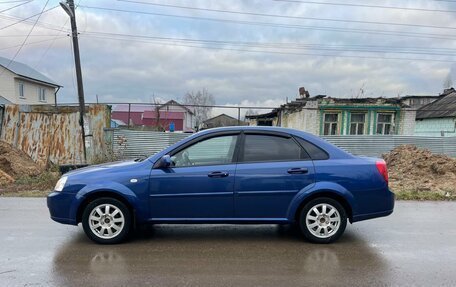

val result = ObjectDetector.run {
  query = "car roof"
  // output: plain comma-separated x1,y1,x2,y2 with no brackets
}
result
149,126,353,162
198,126,314,137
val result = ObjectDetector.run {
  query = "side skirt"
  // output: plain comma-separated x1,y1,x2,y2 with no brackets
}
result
147,218,291,224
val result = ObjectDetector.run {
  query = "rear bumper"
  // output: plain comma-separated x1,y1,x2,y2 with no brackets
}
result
352,208,394,222
352,190,395,222
47,191,78,225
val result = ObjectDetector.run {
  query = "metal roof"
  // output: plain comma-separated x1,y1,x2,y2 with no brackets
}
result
0,56,60,87
416,90,456,119
113,104,154,113
0,96,12,105
142,111,184,120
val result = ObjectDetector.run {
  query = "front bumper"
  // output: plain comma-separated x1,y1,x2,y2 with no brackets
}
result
47,191,78,225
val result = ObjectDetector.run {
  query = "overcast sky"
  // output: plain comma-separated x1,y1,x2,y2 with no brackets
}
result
1,0,456,114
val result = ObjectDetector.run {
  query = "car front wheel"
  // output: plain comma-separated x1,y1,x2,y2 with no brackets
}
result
299,197,347,244
82,197,131,244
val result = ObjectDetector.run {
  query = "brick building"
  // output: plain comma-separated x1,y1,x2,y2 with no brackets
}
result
246,87,417,136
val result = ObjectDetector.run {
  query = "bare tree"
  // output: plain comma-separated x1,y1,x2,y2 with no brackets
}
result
443,72,453,89
183,88,215,130
151,95,165,131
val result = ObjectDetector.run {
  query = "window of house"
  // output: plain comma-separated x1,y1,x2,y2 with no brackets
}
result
171,135,238,167
38,88,46,102
376,113,394,135
18,83,25,98
349,113,366,135
242,134,306,162
323,113,339,135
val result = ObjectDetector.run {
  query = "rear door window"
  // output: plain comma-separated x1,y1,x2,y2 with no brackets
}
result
295,137,329,160
242,134,309,162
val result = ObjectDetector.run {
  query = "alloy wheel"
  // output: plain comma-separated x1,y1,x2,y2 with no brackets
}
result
305,203,341,239
88,204,125,239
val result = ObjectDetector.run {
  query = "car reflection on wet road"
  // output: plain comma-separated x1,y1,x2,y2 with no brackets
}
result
1,198,455,286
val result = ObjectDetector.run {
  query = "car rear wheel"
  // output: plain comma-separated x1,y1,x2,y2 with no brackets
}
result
82,198,131,244
299,197,347,244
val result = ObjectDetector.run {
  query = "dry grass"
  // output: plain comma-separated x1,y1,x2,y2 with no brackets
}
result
0,170,59,197
0,190,50,197
394,190,456,201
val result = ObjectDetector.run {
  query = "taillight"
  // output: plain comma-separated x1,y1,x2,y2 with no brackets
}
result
376,160,389,184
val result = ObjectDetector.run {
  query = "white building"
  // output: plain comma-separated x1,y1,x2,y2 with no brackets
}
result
0,56,60,105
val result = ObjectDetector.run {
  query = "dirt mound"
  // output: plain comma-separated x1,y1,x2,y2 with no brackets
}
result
383,145,456,194
0,141,42,183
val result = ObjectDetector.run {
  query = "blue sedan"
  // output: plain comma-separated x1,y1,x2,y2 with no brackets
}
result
47,127,394,244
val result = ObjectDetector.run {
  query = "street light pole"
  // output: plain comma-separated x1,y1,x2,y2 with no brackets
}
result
60,0,87,162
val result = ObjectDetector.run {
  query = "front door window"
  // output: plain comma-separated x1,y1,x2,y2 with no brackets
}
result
172,135,238,167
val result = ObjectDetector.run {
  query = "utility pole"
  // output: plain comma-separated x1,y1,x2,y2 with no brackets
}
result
60,0,87,162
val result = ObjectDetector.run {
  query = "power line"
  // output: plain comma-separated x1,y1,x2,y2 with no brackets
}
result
0,0,31,13
80,5,456,42
81,30,456,56
274,0,456,14
116,0,456,32
0,34,63,36
0,0,50,76
0,5,59,30
33,0,82,70
81,33,456,63
0,36,66,51
0,13,69,32
0,0,31,3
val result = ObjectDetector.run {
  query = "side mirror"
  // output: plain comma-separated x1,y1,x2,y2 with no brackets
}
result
159,155,172,168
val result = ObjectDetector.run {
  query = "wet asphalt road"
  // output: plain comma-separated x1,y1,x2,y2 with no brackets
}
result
0,198,455,287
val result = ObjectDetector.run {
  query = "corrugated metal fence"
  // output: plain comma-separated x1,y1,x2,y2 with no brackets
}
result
106,129,456,158
322,135,456,157
106,128,189,158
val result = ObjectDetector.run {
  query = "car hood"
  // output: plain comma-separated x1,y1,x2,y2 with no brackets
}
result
64,160,143,177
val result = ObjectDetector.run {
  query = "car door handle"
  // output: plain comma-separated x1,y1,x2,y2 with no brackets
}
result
287,168,309,174
208,171,229,178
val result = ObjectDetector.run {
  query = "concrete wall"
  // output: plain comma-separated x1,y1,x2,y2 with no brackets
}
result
0,67,56,105
398,109,417,135
279,101,319,135
415,118,456,137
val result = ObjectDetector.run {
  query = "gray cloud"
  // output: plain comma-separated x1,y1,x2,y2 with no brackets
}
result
0,0,454,106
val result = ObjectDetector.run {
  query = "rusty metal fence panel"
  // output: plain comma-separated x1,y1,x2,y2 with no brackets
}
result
0,106,3,136
0,104,110,167
322,135,456,157
109,128,190,158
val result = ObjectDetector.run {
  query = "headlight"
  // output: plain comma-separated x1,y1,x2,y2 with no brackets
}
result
54,176,68,192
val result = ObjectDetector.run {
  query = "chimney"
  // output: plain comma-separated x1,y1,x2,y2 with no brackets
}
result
443,87,455,95
299,87,310,98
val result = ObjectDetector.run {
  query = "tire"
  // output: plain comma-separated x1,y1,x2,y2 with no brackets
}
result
298,197,347,244
82,197,132,244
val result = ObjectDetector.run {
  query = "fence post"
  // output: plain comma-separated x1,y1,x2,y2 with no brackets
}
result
0,106,3,138
127,103,131,129
238,107,241,125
